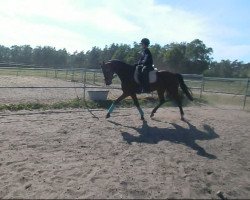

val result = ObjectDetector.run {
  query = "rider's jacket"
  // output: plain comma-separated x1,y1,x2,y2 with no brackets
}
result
138,48,153,68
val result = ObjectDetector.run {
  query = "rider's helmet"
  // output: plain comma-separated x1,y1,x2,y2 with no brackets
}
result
140,38,150,46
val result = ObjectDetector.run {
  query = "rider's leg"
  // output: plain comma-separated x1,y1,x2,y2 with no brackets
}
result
142,67,151,93
137,65,143,84
136,65,143,93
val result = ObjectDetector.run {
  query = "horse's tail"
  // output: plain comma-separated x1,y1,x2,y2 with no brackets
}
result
176,73,193,101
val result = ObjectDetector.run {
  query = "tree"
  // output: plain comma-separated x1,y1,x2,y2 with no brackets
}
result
124,42,141,65
101,44,119,62
54,48,68,67
72,51,85,68
112,44,131,62
164,42,187,72
163,39,213,74
150,44,166,69
10,45,22,63
85,46,102,68
40,46,57,66
0,45,11,62
185,39,213,74
204,60,249,78
0,41,248,77
20,45,33,64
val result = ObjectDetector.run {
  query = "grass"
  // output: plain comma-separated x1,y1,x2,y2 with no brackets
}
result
200,92,250,110
203,79,248,95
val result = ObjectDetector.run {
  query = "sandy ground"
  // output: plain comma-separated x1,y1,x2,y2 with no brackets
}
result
0,76,122,104
0,106,249,199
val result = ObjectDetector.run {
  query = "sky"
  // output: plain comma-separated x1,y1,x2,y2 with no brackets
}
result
0,0,249,62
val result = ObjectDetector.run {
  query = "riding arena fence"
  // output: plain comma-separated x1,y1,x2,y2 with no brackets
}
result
0,65,249,110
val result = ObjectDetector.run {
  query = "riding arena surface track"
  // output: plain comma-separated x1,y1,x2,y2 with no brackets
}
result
0,106,249,199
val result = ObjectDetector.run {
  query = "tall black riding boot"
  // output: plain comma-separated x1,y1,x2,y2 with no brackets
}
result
142,71,150,93
135,65,143,93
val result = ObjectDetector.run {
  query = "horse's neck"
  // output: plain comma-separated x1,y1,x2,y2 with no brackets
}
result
113,63,135,82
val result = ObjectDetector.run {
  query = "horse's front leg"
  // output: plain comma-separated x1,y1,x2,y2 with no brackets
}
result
131,94,145,120
106,93,128,118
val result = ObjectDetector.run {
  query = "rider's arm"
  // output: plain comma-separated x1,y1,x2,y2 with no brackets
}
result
140,49,152,65
140,54,149,65
138,55,144,65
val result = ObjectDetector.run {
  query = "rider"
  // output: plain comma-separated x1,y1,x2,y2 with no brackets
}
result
136,38,154,93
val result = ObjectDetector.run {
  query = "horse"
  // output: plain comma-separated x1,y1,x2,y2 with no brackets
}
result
101,60,193,121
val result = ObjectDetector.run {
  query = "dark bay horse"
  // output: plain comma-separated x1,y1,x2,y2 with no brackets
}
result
101,60,193,120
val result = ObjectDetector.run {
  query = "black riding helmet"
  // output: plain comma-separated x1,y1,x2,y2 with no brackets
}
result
140,38,150,46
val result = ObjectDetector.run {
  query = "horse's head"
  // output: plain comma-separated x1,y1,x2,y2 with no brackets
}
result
100,61,115,86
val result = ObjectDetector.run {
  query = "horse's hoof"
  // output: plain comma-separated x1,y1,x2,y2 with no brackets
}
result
141,116,145,120
106,113,110,118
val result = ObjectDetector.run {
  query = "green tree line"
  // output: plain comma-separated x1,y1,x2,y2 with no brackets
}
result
0,39,249,78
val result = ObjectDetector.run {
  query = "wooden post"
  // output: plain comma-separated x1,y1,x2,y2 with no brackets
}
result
65,70,68,80
83,69,87,101
72,70,75,81
243,78,249,110
16,68,19,76
200,75,204,98
81,70,84,83
93,72,96,84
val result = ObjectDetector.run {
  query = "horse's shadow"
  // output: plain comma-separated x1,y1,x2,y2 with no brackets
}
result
109,119,219,159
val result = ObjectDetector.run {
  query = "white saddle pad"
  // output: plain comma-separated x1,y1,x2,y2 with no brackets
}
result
134,68,157,84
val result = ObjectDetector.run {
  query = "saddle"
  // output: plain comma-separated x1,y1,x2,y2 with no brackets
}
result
134,67,157,84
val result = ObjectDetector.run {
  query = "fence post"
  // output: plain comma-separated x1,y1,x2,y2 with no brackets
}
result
81,70,84,82
83,69,87,101
72,70,75,81
16,68,19,76
243,78,249,110
200,75,204,98
93,72,96,84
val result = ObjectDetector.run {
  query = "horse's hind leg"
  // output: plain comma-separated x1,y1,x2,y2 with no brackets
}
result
150,90,165,118
172,89,185,120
